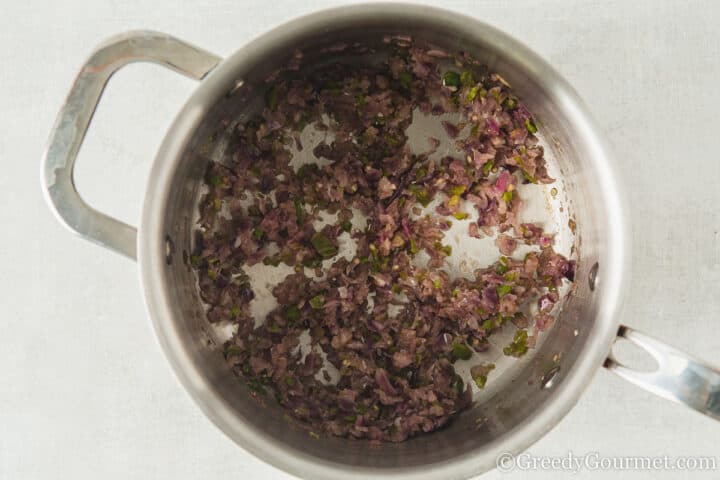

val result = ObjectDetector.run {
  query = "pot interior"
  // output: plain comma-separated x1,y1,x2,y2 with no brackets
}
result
147,7,620,478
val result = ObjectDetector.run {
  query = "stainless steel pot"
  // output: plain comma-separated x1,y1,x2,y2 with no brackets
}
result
41,4,720,479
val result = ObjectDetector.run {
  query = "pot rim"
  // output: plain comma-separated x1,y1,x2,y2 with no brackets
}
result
139,3,628,479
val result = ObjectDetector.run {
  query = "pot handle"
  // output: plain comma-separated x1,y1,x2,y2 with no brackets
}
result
41,31,221,260
604,325,720,421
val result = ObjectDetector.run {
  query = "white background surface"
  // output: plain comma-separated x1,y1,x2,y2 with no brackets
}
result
2,0,719,478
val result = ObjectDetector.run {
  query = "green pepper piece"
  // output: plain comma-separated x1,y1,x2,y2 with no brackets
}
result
483,160,494,176
452,342,473,360
409,238,419,255
472,363,496,389
225,345,243,357
309,295,325,309
310,232,338,258
460,70,475,87
247,379,266,395
265,86,278,111
515,156,537,184
209,175,223,187
496,284,513,297
442,70,460,87
525,118,538,134
409,185,431,206
284,305,300,322
503,329,529,357
294,199,303,225
496,256,509,274
448,185,466,196
434,241,452,256
466,85,480,102
263,255,281,267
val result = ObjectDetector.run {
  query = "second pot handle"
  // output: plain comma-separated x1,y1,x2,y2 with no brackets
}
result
41,31,221,260
605,325,720,421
